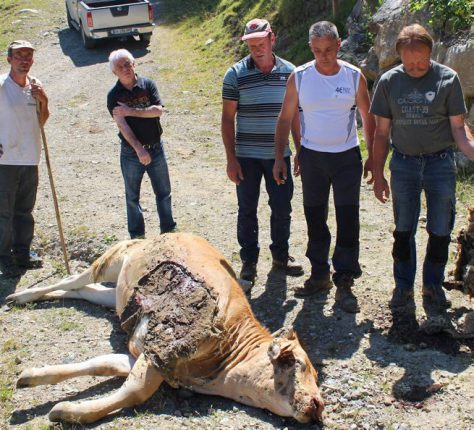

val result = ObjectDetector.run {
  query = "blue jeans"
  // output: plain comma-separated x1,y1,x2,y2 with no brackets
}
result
236,157,293,263
0,165,38,261
120,142,176,238
299,146,362,280
390,149,456,291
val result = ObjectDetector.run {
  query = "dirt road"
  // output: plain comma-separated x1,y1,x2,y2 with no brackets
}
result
1,6,473,430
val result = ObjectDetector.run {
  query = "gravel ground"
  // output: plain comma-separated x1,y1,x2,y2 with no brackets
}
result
1,3,473,429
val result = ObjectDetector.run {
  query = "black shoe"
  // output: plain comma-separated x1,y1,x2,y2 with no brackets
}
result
239,262,257,293
422,286,451,315
272,256,304,277
0,258,22,278
294,275,333,297
13,252,43,269
389,288,415,310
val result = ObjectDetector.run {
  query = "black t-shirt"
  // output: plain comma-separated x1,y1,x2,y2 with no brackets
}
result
107,75,163,146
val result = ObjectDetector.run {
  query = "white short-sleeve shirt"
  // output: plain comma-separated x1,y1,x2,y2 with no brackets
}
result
0,73,42,165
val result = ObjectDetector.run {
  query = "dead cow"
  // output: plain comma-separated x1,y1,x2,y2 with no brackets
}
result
6,233,324,424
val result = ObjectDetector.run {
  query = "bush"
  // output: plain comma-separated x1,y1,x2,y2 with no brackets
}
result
410,0,473,36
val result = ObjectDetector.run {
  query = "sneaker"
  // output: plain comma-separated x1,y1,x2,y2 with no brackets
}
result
334,275,359,313
389,288,415,310
272,256,304,277
0,258,22,278
294,275,333,297
13,252,43,269
239,262,257,292
422,286,451,315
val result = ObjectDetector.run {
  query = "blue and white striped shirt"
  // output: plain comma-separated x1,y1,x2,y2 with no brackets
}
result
222,55,294,159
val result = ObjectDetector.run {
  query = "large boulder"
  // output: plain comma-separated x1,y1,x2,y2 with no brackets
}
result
433,33,474,98
369,0,431,71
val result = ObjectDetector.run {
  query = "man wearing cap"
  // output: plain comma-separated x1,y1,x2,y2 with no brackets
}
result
274,21,375,313
221,18,304,291
0,40,49,278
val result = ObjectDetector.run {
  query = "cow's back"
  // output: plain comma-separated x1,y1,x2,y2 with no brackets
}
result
115,233,254,385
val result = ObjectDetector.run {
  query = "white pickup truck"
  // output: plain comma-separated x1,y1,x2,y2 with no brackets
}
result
65,0,155,49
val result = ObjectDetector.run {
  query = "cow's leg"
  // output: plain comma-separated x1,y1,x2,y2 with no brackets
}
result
41,284,116,308
6,241,135,306
6,268,96,305
48,353,163,424
17,354,135,388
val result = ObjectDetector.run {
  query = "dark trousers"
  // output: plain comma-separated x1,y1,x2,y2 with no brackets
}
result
299,146,362,280
236,157,293,263
0,165,39,260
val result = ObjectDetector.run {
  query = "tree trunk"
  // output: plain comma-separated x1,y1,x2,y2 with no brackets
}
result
332,0,339,17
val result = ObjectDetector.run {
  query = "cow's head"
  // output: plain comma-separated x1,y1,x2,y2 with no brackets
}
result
264,328,324,423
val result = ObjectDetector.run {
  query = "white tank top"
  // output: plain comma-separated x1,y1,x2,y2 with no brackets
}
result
295,60,360,153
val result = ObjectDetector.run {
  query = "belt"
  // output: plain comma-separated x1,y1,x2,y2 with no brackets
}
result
393,147,451,158
121,141,158,150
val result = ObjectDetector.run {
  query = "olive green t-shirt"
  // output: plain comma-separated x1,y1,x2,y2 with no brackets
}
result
370,61,466,155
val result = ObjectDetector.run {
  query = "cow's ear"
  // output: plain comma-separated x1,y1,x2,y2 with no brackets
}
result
268,341,296,366
268,341,281,362
268,335,296,366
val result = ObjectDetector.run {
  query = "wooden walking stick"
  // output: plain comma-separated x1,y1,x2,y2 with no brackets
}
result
33,80,71,274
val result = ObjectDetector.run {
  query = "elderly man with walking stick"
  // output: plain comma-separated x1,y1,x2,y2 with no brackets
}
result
0,40,49,278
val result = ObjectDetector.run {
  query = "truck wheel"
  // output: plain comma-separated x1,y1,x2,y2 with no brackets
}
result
66,4,74,29
139,33,152,44
81,25,96,49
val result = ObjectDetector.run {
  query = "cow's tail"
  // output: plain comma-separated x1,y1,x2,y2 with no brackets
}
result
91,240,141,282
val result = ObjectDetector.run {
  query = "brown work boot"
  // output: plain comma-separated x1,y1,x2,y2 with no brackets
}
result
294,275,333,298
422,286,452,316
272,256,304,277
334,274,359,313
239,261,257,293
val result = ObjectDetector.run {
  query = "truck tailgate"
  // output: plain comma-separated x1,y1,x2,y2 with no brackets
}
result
82,2,151,29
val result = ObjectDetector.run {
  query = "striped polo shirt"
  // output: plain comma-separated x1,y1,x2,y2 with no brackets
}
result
222,55,294,159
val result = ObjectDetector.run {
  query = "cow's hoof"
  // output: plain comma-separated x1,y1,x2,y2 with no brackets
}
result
5,293,18,306
17,370,35,388
49,401,76,422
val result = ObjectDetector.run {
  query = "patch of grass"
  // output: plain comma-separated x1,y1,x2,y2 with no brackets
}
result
457,172,474,206
0,0,63,54
25,424,52,430
67,93,88,109
9,301,37,312
103,233,118,245
69,225,95,239
1,339,19,353
59,320,80,331
51,259,67,276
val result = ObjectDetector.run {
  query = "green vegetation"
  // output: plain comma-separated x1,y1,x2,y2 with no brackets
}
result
410,0,473,36
0,0,63,53
160,0,358,70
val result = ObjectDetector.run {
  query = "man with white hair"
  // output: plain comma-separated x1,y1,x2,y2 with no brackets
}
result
0,40,49,278
107,49,176,239
274,21,375,312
